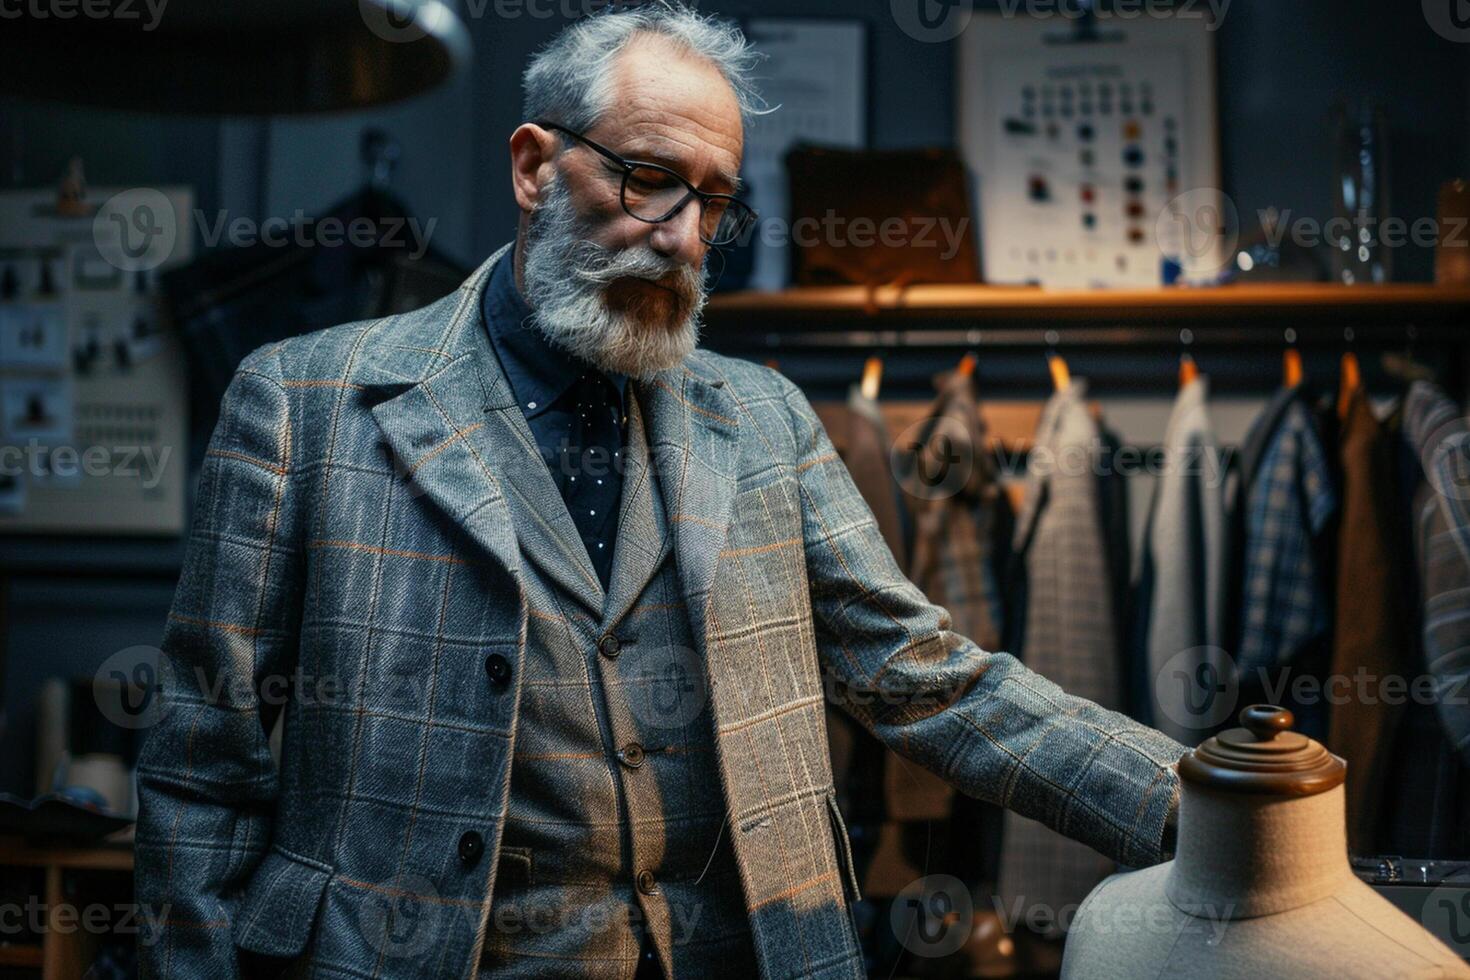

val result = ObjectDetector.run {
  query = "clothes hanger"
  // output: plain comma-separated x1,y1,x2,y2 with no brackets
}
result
860,355,884,401
1047,353,1071,392
1283,330,1304,390
1337,327,1362,420
1178,328,1199,388
1044,329,1071,391
1380,324,1435,386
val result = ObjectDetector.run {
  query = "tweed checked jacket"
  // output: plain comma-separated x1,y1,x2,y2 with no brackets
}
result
135,241,1185,980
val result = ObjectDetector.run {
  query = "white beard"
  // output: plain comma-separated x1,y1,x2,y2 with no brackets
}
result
520,171,710,381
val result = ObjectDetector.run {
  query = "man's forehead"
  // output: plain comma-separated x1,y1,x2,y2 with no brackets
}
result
602,36,744,181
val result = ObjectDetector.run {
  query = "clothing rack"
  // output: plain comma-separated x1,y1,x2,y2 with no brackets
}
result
703,285,1470,401
710,321,1456,351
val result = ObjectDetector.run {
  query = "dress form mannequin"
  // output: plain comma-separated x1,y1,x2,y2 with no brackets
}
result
1061,705,1469,979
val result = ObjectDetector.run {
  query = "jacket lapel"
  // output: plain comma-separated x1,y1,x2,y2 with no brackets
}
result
600,383,672,630
366,239,746,636
479,389,607,619
640,365,740,647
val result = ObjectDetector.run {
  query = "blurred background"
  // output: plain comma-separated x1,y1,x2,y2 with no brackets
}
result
2,0,1470,976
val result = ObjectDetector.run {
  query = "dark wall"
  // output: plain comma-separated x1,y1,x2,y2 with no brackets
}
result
1212,0,1470,280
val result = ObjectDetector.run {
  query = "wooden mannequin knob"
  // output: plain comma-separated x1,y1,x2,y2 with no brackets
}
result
1239,705,1294,742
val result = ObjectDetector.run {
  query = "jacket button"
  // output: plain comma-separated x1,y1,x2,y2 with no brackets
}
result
636,869,658,895
618,742,645,769
598,634,621,658
459,830,484,866
484,653,512,689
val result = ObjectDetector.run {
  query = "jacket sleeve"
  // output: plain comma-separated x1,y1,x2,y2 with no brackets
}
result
135,344,306,978
779,374,1185,869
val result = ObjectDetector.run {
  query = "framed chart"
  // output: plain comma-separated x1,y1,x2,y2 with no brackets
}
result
958,13,1223,287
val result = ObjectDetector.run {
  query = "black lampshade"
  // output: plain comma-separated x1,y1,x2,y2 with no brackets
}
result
0,0,472,115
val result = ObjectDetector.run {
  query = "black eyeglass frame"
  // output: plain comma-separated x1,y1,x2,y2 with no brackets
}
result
535,119,756,246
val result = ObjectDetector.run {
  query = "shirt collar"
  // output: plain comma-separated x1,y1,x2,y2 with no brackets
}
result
483,250,628,420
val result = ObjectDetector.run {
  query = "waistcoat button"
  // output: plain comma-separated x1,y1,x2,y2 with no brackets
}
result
636,868,658,895
619,742,645,769
458,830,484,866
484,653,512,689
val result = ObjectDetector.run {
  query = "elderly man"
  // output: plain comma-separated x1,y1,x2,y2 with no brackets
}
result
134,3,1186,978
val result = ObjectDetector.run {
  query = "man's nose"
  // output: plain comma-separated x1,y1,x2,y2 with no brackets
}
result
647,198,706,267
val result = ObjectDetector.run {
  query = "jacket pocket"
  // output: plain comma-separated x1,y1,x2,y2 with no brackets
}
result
233,845,334,959
825,791,862,906
496,844,534,886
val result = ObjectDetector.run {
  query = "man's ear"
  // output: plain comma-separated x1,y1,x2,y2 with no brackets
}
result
510,123,559,214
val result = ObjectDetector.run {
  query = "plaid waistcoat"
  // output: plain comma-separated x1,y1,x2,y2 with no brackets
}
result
475,375,757,977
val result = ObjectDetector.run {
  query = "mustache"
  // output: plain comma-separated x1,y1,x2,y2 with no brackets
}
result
563,237,705,302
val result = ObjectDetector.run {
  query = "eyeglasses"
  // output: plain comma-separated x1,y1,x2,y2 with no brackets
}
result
535,120,757,247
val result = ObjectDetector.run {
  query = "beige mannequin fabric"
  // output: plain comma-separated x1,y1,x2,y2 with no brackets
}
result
1061,782,1469,978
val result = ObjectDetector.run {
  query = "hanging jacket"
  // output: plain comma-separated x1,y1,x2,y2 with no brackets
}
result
1133,376,1228,745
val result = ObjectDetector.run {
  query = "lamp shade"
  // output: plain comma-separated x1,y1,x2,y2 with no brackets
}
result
0,0,472,115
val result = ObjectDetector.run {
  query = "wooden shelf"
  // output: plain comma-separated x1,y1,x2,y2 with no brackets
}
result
0,836,134,980
707,282,1470,322
0,836,133,872
0,944,44,967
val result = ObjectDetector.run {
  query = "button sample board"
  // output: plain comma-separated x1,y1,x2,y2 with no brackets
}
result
959,14,1222,287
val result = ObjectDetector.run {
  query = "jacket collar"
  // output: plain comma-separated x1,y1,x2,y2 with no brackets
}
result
365,241,741,631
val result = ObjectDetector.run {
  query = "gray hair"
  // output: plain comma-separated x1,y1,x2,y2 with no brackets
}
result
521,1,773,137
